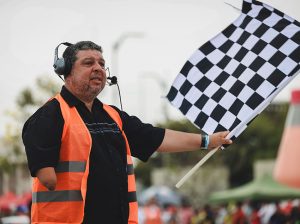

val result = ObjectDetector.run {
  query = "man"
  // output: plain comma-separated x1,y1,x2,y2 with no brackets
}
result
22,41,232,224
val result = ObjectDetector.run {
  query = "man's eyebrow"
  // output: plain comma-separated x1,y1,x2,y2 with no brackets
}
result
81,57,93,61
81,57,104,61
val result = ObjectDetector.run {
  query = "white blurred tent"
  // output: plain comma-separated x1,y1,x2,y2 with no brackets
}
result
138,185,181,206
1,215,30,224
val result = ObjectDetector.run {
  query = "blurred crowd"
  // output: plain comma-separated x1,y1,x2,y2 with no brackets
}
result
138,199,300,224
0,192,31,224
0,203,30,224
1,192,300,224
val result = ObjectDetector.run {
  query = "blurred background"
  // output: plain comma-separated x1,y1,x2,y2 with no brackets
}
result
0,0,299,223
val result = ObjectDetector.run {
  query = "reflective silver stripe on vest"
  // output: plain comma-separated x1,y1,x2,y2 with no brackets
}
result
128,191,137,202
32,190,82,203
55,161,86,173
127,164,134,175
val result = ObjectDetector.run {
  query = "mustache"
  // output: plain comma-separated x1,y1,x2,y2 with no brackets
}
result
90,73,106,80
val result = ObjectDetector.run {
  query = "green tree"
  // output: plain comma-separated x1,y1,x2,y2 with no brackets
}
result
1,76,60,172
219,103,288,187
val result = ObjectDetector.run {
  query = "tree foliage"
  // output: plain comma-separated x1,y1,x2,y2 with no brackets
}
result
0,76,60,171
135,103,289,187
220,103,289,187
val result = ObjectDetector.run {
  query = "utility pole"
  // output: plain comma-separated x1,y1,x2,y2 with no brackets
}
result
111,32,144,106
139,71,170,122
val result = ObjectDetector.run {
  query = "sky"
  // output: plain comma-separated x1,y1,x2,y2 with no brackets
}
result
0,0,299,136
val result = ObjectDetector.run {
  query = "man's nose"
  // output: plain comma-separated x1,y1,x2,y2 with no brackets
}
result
94,63,105,72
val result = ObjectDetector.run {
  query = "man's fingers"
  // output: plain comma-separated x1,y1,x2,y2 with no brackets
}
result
222,131,230,137
209,131,232,149
219,131,232,144
225,139,232,144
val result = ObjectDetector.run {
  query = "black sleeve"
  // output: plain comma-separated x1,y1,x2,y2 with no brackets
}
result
111,106,165,162
22,99,64,177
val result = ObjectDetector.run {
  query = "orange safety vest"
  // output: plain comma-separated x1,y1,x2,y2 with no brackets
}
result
31,94,138,224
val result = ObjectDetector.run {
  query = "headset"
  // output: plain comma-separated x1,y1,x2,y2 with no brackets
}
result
53,42,122,109
53,42,73,79
53,42,118,86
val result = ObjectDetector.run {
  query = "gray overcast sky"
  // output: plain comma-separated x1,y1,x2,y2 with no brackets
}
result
0,0,299,135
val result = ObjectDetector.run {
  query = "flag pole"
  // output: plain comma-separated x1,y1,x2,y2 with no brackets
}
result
175,147,219,188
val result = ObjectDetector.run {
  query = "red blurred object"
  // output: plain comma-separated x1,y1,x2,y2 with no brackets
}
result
0,191,32,212
291,90,300,104
16,191,32,206
0,192,18,211
281,201,293,215
274,89,300,188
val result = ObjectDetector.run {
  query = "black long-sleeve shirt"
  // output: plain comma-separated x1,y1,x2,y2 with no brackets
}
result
22,86,165,224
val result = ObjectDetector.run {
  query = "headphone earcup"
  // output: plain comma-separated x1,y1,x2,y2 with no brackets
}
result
54,58,66,76
64,57,72,76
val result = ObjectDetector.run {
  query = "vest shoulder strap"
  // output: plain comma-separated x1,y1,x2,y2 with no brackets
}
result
54,93,71,140
103,104,123,130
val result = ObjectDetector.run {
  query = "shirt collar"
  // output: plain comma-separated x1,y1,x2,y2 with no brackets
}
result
60,86,103,108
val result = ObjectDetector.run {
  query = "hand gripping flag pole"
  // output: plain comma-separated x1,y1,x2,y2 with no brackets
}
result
167,0,300,188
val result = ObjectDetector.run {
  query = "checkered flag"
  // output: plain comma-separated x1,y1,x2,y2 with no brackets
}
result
167,0,300,145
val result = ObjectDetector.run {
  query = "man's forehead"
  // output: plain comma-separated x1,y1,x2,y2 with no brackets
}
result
76,49,104,60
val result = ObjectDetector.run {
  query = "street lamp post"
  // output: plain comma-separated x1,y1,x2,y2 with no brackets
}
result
111,32,144,106
139,71,170,122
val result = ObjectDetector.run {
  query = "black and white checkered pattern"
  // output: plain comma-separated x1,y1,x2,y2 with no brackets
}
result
167,0,300,141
